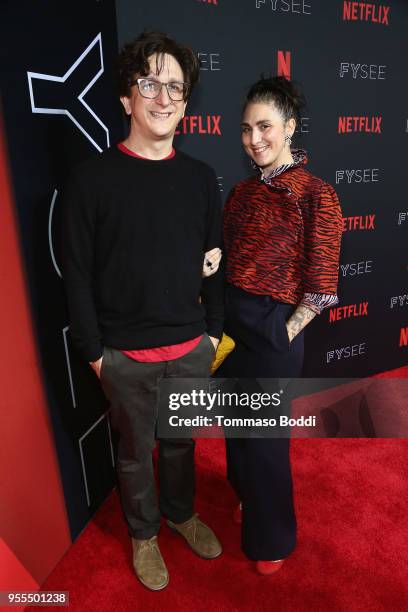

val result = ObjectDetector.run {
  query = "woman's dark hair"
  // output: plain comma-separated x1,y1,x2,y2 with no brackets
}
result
243,75,306,126
117,31,200,100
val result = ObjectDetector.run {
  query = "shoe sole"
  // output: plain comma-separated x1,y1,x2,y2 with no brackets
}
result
166,522,222,559
134,569,169,591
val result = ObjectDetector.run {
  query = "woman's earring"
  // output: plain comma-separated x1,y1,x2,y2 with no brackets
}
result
284,134,292,146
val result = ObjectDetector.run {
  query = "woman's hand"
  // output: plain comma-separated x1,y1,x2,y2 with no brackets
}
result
209,336,220,351
202,247,222,277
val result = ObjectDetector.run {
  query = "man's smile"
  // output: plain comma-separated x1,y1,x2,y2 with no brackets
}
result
150,111,173,120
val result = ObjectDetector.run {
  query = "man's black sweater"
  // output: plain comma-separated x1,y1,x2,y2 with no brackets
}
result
61,145,224,362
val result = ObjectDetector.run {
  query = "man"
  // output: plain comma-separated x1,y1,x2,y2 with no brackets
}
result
62,31,224,591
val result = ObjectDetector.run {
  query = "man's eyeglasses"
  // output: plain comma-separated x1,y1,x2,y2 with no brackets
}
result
131,78,189,101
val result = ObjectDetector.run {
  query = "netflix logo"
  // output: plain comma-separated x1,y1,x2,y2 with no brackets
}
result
343,215,375,231
196,0,218,5
329,301,368,323
399,327,408,348
342,2,390,25
277,50,291,80
175,115,221,136
338,116,382,134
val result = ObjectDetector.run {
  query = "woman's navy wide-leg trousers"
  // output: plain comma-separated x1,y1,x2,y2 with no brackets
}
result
217,284,304,561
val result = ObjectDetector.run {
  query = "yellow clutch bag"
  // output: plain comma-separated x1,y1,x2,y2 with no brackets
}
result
211,333,235,374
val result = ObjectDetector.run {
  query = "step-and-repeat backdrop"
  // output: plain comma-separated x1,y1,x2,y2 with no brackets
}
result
116,0,407,379
2,0,407,554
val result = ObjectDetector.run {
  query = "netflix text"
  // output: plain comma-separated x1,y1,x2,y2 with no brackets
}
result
342,2,389,25
329,302,368,322
175,115,221,136
342,215,375,232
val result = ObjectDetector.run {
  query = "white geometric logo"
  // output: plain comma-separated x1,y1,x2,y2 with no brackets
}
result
27,32,110,152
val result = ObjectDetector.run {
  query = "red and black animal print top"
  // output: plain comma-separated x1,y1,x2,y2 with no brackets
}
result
223,149,342,311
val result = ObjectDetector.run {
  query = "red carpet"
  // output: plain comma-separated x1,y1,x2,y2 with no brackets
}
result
31,368,408,610
32,433,408,611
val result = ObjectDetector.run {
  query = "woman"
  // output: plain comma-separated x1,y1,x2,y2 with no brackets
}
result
217,76,343,574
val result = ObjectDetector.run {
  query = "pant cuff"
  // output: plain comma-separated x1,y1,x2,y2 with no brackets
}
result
128,526,160,540
162,509,194,524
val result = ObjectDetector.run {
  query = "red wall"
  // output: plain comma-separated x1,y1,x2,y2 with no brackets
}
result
0,108,71,589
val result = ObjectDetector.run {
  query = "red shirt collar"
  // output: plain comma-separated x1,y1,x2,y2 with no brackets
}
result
117,142,176,160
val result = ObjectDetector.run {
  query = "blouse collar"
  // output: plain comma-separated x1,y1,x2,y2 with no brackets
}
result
251,148,308,187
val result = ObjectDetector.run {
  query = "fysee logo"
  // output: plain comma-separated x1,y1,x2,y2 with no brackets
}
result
339,63,386,79
327,343,366,363
336,169,379,184
342,2,390,25
256,1,312,15
340,260,373,277
398,212,408,225
338,116,382,134
390,295,408,309
175,115,221,136
198,52,221,71
196,0,218,5
296,118,309,134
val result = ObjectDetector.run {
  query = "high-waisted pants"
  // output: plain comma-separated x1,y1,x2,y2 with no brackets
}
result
216,284,304,561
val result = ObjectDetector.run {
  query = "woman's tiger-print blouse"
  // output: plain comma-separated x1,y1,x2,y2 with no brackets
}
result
223,149,343,312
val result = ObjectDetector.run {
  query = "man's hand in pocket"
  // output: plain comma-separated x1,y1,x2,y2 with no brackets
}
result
89,356,103,378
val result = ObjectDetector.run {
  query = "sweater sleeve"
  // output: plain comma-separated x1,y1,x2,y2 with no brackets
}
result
61,171,104,362
302,181,343,295
200,168,225,340
221,186,236,255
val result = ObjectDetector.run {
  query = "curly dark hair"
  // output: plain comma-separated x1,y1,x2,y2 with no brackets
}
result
243,75,306,126
117,31,200,100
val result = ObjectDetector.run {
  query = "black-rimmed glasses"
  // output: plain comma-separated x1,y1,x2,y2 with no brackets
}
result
131,78,189,101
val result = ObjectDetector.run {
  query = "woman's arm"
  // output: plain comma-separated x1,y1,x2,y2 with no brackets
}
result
286,304,316,342
285,182,343,342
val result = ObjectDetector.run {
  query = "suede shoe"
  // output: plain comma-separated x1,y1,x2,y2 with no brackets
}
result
131,536,169,591
166,513,222,559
